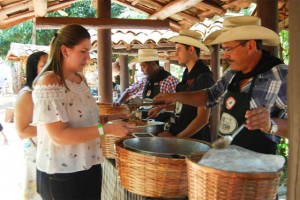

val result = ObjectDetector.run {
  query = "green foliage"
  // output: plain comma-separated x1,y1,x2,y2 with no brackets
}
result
277,138,289,185
238,3,257,16
0,21,33,58
64,1,96,17
280,30,289,64
117,7,147,19
112,3,125,18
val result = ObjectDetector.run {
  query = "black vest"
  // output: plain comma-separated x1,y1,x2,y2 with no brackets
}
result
169,60,214,142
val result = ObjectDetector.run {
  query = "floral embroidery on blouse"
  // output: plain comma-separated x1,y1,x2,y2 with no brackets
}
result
32,80,103,174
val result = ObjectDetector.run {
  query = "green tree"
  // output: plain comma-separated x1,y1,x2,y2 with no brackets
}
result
280,30,289,64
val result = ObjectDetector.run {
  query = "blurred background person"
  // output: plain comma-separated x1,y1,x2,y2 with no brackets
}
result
114,49,179,122
15,51,48,200
112,58,121,100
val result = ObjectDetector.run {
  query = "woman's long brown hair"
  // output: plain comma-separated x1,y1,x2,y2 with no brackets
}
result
34,24,90,90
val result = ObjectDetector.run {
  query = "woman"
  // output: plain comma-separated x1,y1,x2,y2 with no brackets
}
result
32,24,130,199
15,51,48,200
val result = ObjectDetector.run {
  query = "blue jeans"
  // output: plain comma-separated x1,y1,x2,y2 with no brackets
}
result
37,164,102,200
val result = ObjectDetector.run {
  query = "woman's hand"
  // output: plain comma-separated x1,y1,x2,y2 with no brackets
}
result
103,121,132,137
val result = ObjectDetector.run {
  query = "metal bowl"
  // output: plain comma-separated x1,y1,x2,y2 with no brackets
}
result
109,119,165,135
123,137,211,158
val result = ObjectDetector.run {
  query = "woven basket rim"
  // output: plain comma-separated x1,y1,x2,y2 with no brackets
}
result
116,139,187,160
186,154,283,177
117,138,211,160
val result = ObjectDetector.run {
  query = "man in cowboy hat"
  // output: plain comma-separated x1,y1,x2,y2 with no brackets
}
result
148,30,214,142
154,16,288,154
114,49,179,122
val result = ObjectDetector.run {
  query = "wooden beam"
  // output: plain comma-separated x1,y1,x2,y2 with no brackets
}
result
149,0,203,20
222,0,251,10
0,0,33,16
0,4,71,26
140,0,163,9
198,10,215,18
278,17,288,31
177,12,201,23
113,0,184,31
0,0,77,29
131,0,141,6
32,0,47,17
195,1,225,15
287,0,300,198
222,0,239,9
36,17,170,30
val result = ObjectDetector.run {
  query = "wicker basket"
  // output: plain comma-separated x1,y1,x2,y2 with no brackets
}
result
98,103,130,116
115,139,207,198
100,134,121,159
186,154,282,200
98,103,129,158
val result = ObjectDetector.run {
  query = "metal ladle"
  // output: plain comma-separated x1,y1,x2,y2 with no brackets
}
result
127,97,168,107
212,124,245,149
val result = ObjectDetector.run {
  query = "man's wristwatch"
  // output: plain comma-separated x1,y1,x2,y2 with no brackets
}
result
268,119,278,135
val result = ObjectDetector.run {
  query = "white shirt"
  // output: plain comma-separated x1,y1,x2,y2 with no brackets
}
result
32,80,102,174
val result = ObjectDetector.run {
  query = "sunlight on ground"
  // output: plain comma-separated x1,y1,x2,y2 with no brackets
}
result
0,95,24,200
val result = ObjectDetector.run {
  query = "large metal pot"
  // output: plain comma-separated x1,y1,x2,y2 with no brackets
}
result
109,119,165,135
123,137,211,158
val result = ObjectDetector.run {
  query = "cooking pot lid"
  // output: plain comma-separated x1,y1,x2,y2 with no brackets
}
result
123,137,211,158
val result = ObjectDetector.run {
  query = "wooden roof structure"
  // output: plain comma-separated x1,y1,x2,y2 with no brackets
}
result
1,0,289,31
111,0,289,31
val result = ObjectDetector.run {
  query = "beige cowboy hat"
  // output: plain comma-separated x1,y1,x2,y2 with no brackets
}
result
129,49,166,64
168,30,210,54
204,16,280,46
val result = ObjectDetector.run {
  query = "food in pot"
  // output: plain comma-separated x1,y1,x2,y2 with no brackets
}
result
127,116,148,126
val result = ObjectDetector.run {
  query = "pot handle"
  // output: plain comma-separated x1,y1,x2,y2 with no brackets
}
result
131,133,155,138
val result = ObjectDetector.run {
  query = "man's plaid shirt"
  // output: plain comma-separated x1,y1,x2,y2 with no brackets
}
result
205,64,288,142
126,76,179,97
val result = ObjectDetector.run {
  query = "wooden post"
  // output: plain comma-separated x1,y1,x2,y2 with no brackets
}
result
210,44,220,141
97,0,112,103
131,64,136,85
287,1,300,199
164,51,171,72
164,61,170,72
32,18,36,45
119,55,129,93
256,0,278,57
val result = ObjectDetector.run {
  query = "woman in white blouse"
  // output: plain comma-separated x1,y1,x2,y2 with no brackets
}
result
32,24,130,200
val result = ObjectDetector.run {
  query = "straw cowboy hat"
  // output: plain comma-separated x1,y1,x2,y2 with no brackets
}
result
168,30,210,54
204,16,280,46
129,49,165,64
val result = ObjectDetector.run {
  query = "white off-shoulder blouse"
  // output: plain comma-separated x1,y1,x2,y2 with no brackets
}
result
32,80,102,174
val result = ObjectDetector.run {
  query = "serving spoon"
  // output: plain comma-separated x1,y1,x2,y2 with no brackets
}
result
212,123,245,149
